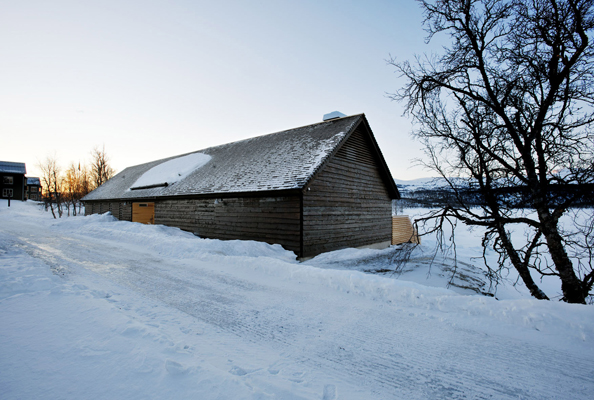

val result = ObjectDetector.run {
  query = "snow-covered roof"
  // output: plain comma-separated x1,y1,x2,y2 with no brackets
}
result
27,177,41,185
84,114,368,201
130,153,212,190
0,161,26,174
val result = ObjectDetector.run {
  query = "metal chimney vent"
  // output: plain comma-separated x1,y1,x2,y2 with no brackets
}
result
323,111,347,121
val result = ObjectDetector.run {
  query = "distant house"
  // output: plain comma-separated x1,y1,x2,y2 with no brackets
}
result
26,177,43,201
83,114,400,258
0,161,26,201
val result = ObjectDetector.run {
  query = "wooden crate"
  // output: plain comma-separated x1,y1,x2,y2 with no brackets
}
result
392,215,420,245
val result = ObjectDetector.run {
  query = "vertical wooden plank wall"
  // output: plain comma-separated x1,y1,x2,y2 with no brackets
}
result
392,215,420,245
302,127,392,257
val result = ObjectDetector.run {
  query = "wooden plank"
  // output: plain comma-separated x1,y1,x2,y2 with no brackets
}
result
303,199,389,208
304,234,389,248
334,132,376,165
317,160,384,180
303,206,390,215
306,231,391,242
392,215,420,244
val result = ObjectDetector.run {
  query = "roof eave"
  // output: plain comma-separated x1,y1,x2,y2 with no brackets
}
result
82,187,304,203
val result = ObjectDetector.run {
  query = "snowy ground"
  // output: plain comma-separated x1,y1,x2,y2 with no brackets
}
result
1,200,593,399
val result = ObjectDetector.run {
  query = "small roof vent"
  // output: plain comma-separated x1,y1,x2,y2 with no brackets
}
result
323,111,347,121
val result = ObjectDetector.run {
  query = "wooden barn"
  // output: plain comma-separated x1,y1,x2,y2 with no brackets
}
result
83,113,400,258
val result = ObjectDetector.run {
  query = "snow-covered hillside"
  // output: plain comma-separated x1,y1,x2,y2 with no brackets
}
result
1,200,593,399
394,177,445,191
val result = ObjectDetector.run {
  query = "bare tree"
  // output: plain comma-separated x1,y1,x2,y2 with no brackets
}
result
38,156,63,219
63,162,91,216
391,0,594,303
90,145,115,189
79,164,91,214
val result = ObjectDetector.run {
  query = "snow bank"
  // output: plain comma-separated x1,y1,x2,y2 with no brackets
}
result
47,209,594,344
53,212,297,263
238,254,594,344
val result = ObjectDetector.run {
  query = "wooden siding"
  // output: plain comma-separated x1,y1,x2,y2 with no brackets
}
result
85,196,300,254
302,127,392,257
155,196,301,254
85,201,132,221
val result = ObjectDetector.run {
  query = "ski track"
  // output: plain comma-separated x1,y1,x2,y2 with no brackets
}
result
4,218,594,399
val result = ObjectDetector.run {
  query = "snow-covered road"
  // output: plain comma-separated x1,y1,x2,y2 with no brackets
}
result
1,201,593,399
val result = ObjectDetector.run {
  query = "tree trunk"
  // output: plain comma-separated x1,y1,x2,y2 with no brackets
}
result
496,224,550,300
48,200,56,219
537,207,586,304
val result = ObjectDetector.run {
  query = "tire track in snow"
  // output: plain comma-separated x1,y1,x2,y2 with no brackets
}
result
14,228,594,399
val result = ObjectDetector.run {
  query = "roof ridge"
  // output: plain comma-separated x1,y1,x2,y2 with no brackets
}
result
190,113,364,153
83,113,372,201
126,114,365,168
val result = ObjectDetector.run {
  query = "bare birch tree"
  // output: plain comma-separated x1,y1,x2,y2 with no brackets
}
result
391,0,594,303
90,145,115,189
38,156,63,219
63,162,91,216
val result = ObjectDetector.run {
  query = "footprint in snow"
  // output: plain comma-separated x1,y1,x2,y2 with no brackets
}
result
165,359,188,375
322,384,337,400
288,371,305,383
121,325,145,337
229,366,248,376
78,344,110,357
229,365,261,376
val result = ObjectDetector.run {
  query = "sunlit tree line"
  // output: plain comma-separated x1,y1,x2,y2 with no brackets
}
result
38,146,115,218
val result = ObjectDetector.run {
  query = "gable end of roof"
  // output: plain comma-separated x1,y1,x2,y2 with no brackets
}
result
302,114,400,199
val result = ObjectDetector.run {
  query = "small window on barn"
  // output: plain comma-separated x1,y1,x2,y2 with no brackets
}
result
138,203,148,207
2,188,13,197
31,187,38,193
3,176,13,185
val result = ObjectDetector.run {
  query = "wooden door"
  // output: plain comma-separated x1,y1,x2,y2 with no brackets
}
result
132,202,155,224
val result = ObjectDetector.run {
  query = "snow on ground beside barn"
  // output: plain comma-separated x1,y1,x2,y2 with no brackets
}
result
305,206,561,300
1,200,594,399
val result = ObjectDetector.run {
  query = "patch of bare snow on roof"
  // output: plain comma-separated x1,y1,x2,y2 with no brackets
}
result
130,153,211,189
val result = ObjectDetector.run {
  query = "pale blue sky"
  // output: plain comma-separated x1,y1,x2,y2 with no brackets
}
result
0,0,434,180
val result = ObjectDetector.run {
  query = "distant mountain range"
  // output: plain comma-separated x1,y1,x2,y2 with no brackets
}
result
394,177,448,193
394,177,594,207
394,177,467,207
